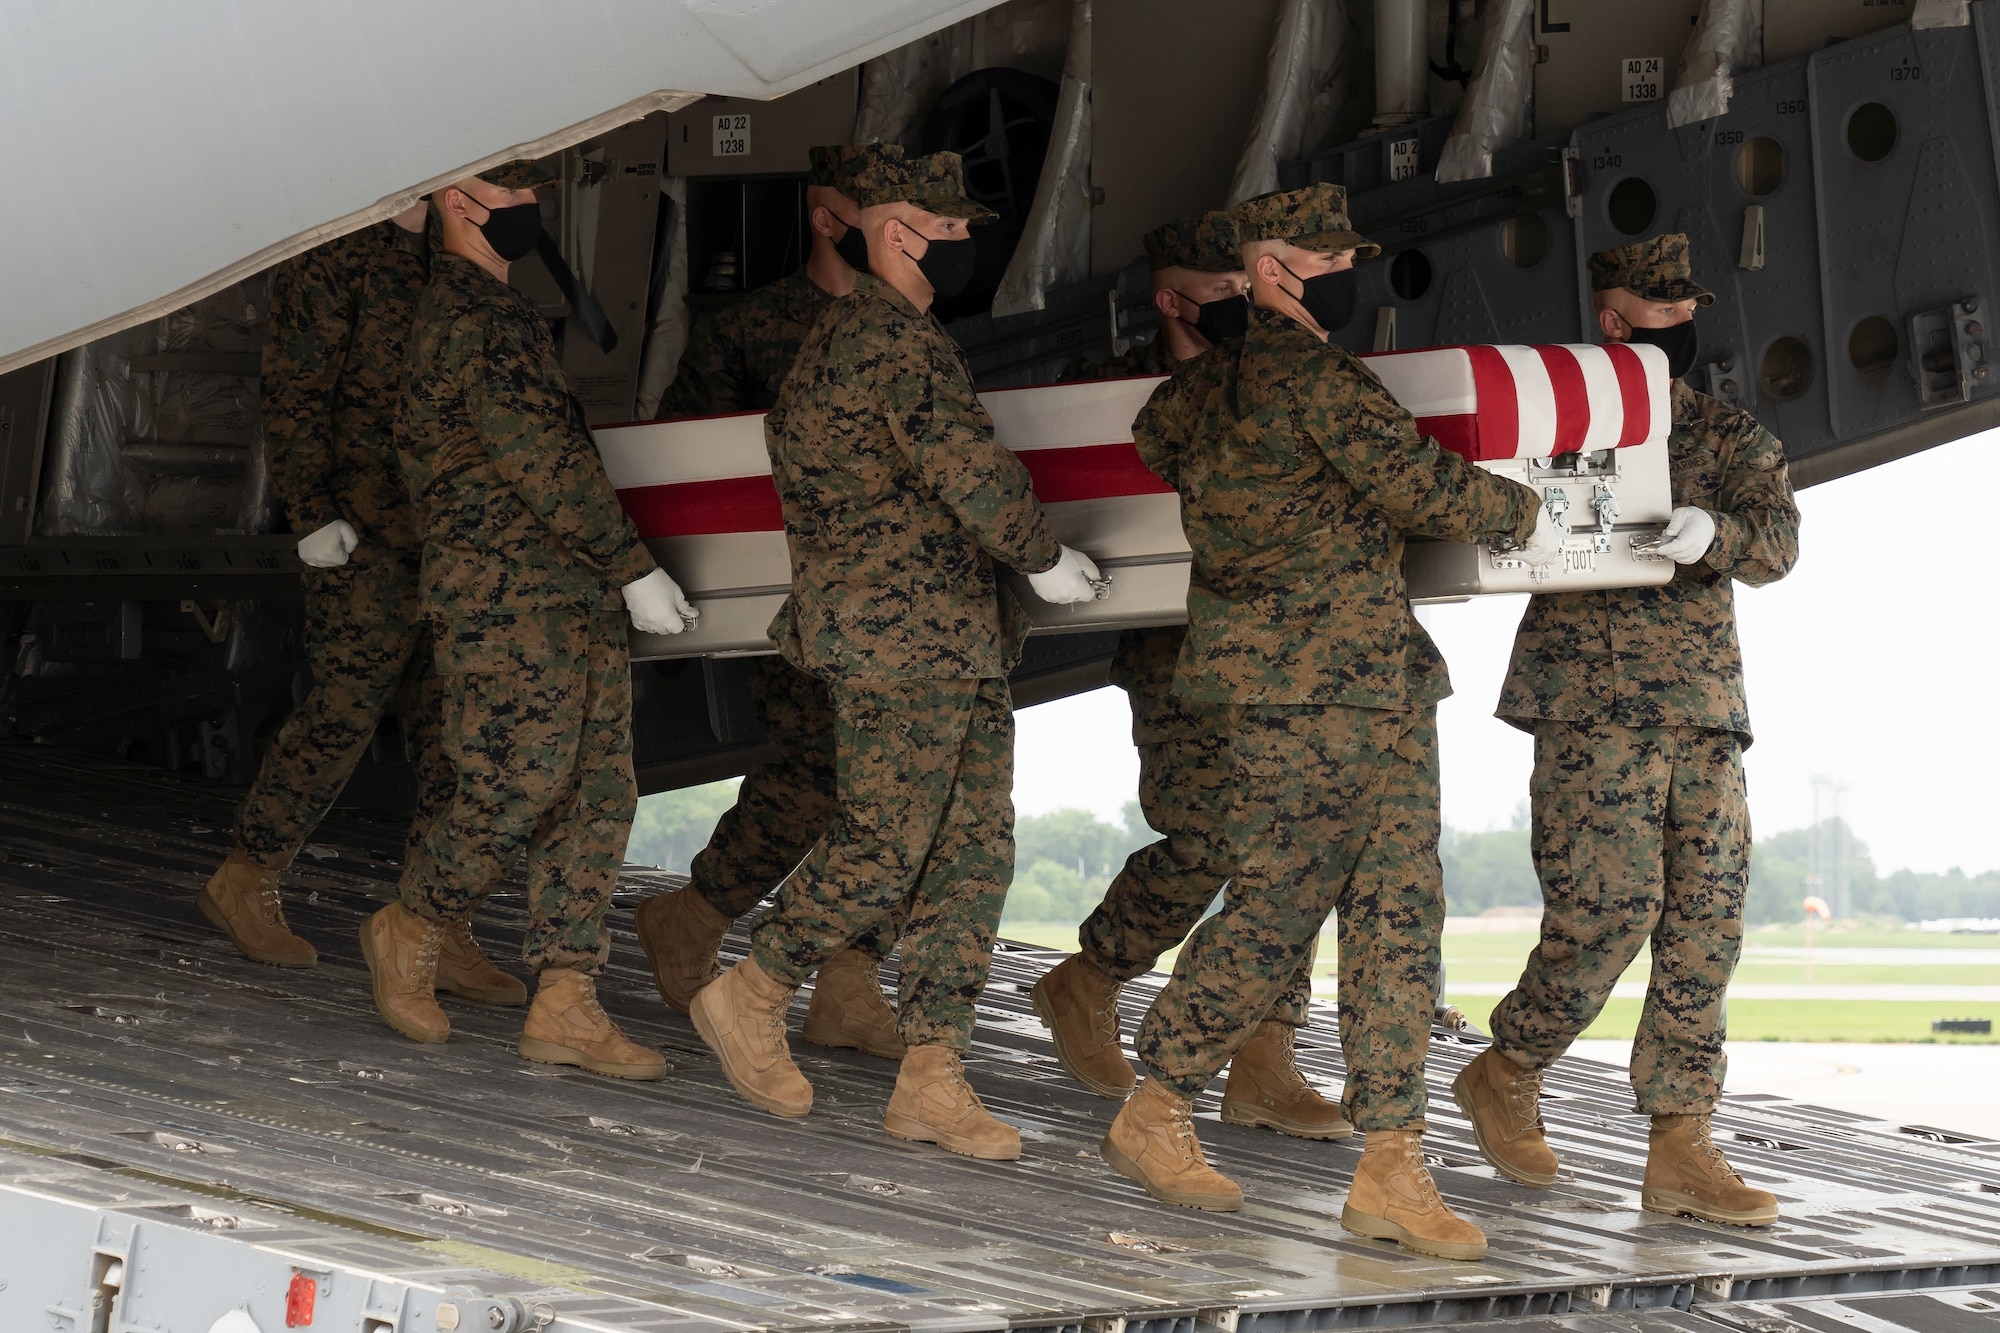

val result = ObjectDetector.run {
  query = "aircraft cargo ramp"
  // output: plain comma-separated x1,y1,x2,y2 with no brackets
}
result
1,746,1998,1333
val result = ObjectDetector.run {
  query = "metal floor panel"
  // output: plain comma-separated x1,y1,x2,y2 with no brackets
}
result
0,744,1997,1333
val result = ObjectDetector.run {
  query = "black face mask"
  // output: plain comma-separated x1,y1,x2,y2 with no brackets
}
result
1187,292,1250,345
462,194,543,263
914,234,978,299
1281,259,1357,332
832,220,869,273
1626,319,1701,379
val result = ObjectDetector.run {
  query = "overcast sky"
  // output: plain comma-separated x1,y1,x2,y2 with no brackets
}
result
1014,429,2000,877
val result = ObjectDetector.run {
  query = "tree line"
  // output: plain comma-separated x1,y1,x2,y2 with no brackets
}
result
627,785,1998,927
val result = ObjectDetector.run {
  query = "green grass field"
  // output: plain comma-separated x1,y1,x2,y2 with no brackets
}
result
1441,996,2000,1045
1002,920,2000,1043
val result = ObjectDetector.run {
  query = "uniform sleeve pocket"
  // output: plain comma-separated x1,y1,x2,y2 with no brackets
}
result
433,619,520,675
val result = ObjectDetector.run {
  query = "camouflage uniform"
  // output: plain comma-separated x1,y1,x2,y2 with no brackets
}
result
395,172,659,975
236,220,451,872
658,266,837,421
1488,234,1801,1114
750,151,1062,1051
1062,212,1318,1025
660,266,841,927
1058,336,1176,383
1129,185,1540,1128
661,145,897,959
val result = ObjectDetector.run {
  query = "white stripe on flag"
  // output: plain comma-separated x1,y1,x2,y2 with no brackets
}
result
1628,342,1673,445
594,414,771,489
1495,345,1557,457
1570,344,1625,454
983,376,1162,451
1361,347,1479,417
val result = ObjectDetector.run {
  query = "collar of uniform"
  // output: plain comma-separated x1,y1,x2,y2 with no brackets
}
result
1247,301,1324,350
435,251,538,316
1670,375,1699,418
388,219,429,260
851,271,925,320
779,265,840,318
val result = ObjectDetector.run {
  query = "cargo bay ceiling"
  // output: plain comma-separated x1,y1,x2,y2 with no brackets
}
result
0,0,1011,377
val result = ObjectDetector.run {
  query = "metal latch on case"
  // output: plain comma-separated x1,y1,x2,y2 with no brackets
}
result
1591,483,1618,530
1542,486,1571,535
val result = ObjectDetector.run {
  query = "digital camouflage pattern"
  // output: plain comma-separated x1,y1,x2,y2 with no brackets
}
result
1493,344,1793,1115
1587,231,1715,305
686,655,896,961
398,253,657,615
1057,337,1176,384
1129,289,1531,1126
658,267,838,418
401,608,636,974
1498,379,1799,741
1487,721,1750,1113
240,222,441,872
478,159,560,191
751,676,1016,1050
1060,346,1310,1025
843,148,997,220
1136,704,1445,1130
1143,211,1242,273
1083,624,1317,1027
808,143,878,189
1134,304,1539,709
764,272,1062,680
262,219,428,550
396,247,651,977
235,548,449,871
1231,182,1379,256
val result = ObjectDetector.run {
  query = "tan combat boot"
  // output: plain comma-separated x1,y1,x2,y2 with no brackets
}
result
519,968,668,1080
1030,953,1137,1098
1642,1114,1779,1226
197,850,316,967
690,956,813,1117
884,1045,1021,1160
1452,1047,1560,1186
1100,1078,1244,1211
1218,1021,1354,1140
801,948,905,1059
1341,1129,1488,1261
358,904,449,1044
633,885,733,1013
435,920,528,1007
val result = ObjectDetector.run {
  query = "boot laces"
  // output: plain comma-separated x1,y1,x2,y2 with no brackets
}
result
1397,1136,1447,1210
1163,1094,1203,1157
258,880,291,930
569,976,611,1028
1508,1067,1544,1127
1689,1117,1743,1182
1269,1027,1316,1096
412,924,443,985
1089,983,1122,1047
762,986,790,1047
935,1052,977,1112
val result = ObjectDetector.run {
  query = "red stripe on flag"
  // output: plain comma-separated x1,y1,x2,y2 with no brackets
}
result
1415,414,1481,463
1463,346,1516,459
1013,442,1175,504
620,476,783,539
618,443,1174,539
1535,345,1590,455
1604,341,1653,448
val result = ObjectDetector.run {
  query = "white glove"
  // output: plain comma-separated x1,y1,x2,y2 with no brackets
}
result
1026,545,1107,605
1654,505,1717,564
622,568,698,634
296,518,358,568
1515,504,1565,567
